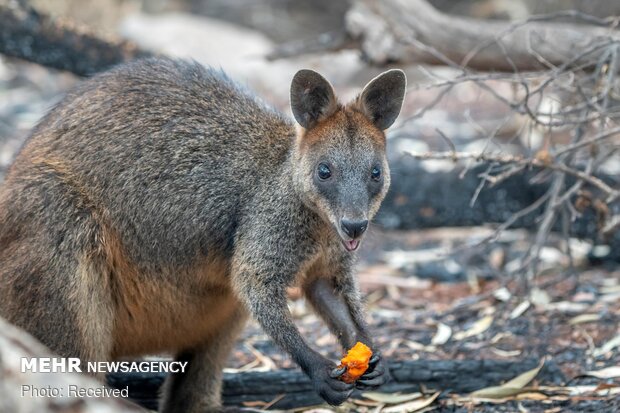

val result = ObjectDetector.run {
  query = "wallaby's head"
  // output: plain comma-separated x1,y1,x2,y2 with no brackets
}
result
290,69,406,252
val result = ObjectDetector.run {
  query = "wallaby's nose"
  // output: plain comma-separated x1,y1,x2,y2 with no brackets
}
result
340,218,368,239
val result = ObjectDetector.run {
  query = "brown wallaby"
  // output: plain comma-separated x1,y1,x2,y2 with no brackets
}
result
0,58,406,412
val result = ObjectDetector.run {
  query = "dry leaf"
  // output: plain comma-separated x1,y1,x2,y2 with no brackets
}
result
352,398,382,407
454,315,493,340
493,287,512,302
490,347,521,357
360,272,431,290
403,340,429,351
600,292,620,303
601,284,620,294
569,314,600,325
585,366,620,379
545,301,589,313
381,392,440,413
593,334,620,357
488,247,505,270
362,392,422,404
469,359,544,399
562,384,620,396
431,323,452,345
530,288,551,307
510,301,530,319
515,391,548,400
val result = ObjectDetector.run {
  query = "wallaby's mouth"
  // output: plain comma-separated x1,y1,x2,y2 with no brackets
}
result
342,239,360,252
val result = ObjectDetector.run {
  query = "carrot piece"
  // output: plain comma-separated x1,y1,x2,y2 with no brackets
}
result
338,342,372,383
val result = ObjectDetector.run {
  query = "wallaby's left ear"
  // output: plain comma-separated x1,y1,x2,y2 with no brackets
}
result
290,69,338,129
353,69,407,130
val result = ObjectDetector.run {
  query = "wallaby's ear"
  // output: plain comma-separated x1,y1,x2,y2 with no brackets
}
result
290,69,338,129
353,69,407,130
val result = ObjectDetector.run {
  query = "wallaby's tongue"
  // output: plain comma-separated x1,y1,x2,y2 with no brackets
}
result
344,240,360,252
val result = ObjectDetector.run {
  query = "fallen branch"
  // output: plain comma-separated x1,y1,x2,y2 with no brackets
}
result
376,159,620,261
270,0,620,72
107,358,564,410
0,0,151,76
266,29,357,60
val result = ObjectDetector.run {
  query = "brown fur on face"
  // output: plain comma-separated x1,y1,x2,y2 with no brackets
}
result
299,107,386,150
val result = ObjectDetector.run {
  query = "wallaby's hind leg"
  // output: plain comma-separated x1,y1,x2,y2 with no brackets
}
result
159,307,247,413
0,233,115,368
0,170,116,369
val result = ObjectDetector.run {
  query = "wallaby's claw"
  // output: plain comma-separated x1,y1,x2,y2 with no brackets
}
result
369,353,380,367
329,366,347,378
356,351,388,389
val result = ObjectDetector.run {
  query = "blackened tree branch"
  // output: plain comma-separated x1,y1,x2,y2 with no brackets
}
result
0,0,152,76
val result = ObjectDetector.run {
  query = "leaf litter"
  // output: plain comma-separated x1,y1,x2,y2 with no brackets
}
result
227,228,619,412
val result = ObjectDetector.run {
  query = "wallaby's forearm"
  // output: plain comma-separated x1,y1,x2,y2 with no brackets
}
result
304,277,373,349
236,276,324,372
338,276,375,347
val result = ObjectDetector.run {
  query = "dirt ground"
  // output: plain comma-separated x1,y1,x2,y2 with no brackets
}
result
227,227,620,412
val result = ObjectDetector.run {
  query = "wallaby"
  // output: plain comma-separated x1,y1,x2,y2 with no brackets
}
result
0,58,406,412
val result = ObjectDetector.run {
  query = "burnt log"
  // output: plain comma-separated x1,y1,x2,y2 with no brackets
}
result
376,154,620,261
0,0,151,76
106,357,564,410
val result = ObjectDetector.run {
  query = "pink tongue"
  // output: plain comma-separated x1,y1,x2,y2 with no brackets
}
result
346,240,359,251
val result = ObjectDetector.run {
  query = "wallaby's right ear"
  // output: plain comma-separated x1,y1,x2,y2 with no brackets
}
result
354,69,407,130
290,69,338,129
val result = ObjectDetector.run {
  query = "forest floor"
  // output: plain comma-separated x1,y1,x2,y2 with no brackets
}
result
228,227,620,413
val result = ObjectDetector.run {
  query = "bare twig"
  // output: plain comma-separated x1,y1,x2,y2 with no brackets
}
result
403,149,620,200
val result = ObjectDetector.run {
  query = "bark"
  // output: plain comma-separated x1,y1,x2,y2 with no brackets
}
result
0,0,151,76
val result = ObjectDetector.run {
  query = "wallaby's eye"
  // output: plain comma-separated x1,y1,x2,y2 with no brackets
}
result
317,163,332,180
371,166,381,181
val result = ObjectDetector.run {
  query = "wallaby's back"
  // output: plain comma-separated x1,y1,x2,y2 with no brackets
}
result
2,58,295,271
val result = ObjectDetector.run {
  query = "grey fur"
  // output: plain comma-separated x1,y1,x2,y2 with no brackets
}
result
0,58,406,411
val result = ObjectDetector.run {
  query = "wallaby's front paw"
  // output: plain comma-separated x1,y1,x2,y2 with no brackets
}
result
310,362,355,406
355,352,389,390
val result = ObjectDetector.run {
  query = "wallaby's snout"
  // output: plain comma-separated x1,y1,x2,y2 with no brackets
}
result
340,218,368,239
340,217,368,251
338,181,371,250
290,68,407,252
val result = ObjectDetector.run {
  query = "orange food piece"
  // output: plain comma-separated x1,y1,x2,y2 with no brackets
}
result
338,342,372,383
